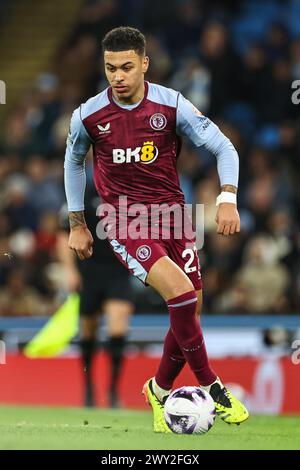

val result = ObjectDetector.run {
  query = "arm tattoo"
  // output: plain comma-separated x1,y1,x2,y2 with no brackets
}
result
221,184,237,194
69,211,86,230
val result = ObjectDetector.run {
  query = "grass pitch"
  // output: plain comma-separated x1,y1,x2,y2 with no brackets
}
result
0,405,299,450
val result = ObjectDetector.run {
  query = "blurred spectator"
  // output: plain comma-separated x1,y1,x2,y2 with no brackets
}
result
144,35,172,83
165,0,203,55
239,44,270,117
217,235,290,313
199,22,240,116
25,155,64,216
169,58,211,112
34,212,58,258
0,267,48,316
290,39,300,79
3,175,37,231
266,24,289,62
264,58,295,122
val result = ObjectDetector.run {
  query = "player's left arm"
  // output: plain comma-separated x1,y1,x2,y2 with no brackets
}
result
176,94,240,236
215,184,240,236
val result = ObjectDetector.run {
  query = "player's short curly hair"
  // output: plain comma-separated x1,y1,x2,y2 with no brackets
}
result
102,26,146,56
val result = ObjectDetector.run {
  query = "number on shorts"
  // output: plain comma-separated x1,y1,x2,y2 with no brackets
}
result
182,248,197,273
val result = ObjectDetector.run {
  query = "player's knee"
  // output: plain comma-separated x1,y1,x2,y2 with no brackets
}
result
163,267,195,300
168,280,195,300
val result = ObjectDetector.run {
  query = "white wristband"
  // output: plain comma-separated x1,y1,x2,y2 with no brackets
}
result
216,191,237,206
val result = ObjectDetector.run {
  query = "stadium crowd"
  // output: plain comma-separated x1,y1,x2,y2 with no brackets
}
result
0,0,300,315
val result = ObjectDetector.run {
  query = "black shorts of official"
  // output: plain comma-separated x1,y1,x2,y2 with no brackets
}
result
79,260,133,316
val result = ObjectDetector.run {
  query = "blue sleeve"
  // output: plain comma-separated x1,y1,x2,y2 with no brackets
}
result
64,107,91,211
176,94,239,187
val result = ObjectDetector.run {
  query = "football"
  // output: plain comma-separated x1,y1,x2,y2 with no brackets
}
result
164,386,216,434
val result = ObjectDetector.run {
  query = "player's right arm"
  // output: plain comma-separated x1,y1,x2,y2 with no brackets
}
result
64,107,94,260
176,94,240,236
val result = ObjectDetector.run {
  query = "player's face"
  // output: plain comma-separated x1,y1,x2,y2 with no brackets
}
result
104,50,149,103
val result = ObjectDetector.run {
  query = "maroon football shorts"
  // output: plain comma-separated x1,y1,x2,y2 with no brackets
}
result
108,228,202,291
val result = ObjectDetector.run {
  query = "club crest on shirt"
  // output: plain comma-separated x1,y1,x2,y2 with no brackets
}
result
136,245,152,261
149,113,167,130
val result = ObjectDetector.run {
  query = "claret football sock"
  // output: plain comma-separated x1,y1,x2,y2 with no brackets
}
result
167,290,217,386
155,328,186,390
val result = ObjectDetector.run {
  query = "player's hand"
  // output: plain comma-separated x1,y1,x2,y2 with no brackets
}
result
68,226,94,260
215,203,240,236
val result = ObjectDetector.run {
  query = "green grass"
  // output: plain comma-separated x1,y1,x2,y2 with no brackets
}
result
0,406,299,450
